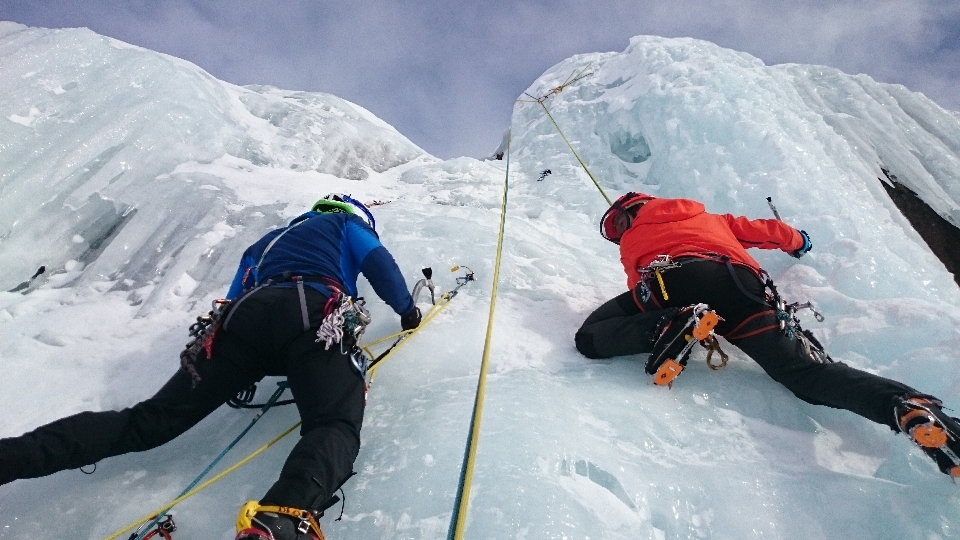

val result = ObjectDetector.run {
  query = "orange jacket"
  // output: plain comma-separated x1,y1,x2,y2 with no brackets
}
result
619,197,804,288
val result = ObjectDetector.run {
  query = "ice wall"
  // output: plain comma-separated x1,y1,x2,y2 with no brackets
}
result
511,36,960,304
2,25,960,540
0,22,424,308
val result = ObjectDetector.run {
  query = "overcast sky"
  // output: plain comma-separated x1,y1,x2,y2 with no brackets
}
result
2,1,957,159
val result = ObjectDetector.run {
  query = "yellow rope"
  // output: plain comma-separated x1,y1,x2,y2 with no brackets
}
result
104,422,302,540
448,133,511,540
537,101,612,205
516,66,611,206
362,289,457,383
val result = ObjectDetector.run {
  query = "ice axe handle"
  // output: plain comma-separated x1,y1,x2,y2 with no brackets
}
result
766,197,783,221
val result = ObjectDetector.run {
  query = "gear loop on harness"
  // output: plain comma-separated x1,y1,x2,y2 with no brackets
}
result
180,297,233,387
635,253,833,368
314,287,373,377
637,255,681,302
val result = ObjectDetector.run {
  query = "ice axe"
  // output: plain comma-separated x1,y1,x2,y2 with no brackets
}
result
411,267,436,305
766,197,783,221
7,265,46,293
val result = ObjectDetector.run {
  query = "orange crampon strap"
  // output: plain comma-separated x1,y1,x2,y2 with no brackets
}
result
692,310,719,340
899,406,949,449
653,359,684,387
913,423,948,449
236,501,326,540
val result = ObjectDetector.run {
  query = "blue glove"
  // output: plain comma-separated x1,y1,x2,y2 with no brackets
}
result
789,230,812,258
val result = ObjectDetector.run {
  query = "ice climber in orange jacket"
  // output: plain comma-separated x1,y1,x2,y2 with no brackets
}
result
575,191,960,478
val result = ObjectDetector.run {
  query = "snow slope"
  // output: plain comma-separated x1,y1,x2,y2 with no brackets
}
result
2,23,960,540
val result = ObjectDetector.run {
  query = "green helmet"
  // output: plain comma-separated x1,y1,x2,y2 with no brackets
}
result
311,193,376,230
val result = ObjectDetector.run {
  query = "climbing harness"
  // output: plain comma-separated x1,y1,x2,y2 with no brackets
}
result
107,266,475,540
635,255,681,303
634,251,829,387
229,267,473,407
236,501,326,540
713,253,830,364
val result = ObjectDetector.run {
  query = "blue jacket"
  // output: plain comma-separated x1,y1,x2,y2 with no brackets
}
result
226,211,415,316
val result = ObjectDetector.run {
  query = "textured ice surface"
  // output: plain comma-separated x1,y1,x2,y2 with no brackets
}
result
2,25,960,540
0,22,423,307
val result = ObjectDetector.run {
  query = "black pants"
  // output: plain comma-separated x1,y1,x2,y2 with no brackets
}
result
0,286,364,510
575,260,915,429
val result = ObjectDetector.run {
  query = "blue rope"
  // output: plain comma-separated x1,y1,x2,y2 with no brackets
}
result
131,382,288,540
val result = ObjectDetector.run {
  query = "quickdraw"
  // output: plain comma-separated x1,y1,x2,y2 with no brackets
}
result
763,275,832,363
316,294,371,350
775,300,824,338
179,298,232,387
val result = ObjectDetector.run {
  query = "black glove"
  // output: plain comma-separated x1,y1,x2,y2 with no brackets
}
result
401,307,422,331
789,230,812,258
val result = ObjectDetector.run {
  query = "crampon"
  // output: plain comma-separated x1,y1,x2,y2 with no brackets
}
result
645,304,721,388
896,396,960,478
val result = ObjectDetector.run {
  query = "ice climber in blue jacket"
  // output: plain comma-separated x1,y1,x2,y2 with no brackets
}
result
0,194,421,540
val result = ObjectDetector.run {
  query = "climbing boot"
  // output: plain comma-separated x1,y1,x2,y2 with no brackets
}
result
895,395,960,477
235,501,325,540
646,304,720,387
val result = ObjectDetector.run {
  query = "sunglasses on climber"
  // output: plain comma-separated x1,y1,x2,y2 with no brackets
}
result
600,192,652,244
